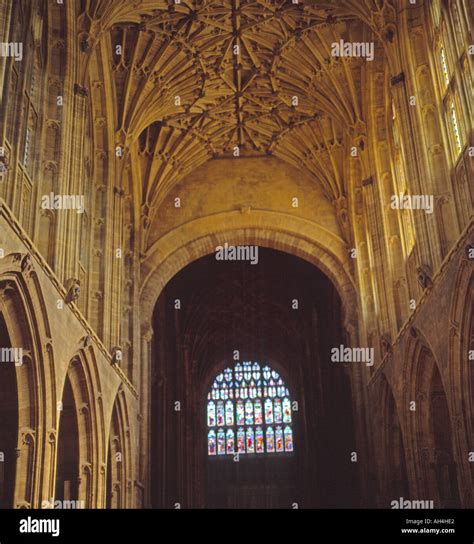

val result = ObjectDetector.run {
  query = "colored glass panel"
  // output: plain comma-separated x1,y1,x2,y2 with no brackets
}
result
226,429,235,454
284,426,293,452
208,430,216,455
236,400,244,425
274,398,282,424
217,430,225,455
264,398,274,424
216,401,224,426
254,400,263,425
237,428,245,454
275,427,284,452
246,428,255,454
283,398,292,423
256,427,264,453
207,401,216,427
245,399,254,425
266,427,275,453
225,400,234,426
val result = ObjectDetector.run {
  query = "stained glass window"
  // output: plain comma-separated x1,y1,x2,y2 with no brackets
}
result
207,362,295,456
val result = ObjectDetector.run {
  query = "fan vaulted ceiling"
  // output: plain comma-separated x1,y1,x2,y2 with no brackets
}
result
81,0,393,226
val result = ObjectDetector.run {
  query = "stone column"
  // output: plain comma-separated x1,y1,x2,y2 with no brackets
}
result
139,325,153,507
0,0,13,122
55,84,87,284
390,74,436,268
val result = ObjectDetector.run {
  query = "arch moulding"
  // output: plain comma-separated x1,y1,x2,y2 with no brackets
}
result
140,210,359,333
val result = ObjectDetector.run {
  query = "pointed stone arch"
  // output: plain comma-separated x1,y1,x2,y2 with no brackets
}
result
0,252,55,508
0,311,19,508
106,386,132,508
56,348,103,508
138,212,360,507
449,256,474,506
140,211,358,334
371,373,409,507
404,330,461,507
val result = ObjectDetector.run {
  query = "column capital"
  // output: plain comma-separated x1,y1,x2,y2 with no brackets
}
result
141,323,154,342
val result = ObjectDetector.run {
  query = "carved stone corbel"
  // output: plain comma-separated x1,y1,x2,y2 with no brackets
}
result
416,265,433,290
65,278,81,303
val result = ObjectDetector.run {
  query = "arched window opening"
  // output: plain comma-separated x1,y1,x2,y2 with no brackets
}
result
207,362,294,456
439,46,450,88
449,101,462,155
55,376,79,503
0,313,19,507
432,4,470,163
